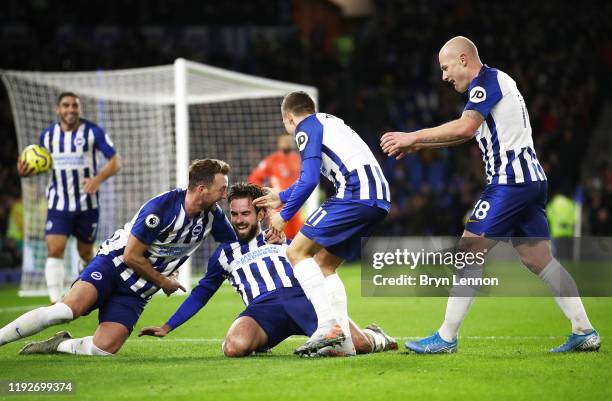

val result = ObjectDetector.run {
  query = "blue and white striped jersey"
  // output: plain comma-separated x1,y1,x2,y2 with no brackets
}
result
165,233,300,329
465,66,547,185
213,233,299,305
97,189,236,299
39,118,116,212
279,113,391,221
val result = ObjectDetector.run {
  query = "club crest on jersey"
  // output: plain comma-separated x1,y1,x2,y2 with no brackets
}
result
192,223,203,236
45,220,53,230
75,137,85,146
296,131,308,151
469,86,487,103
91,271,102,281
145,214,160,228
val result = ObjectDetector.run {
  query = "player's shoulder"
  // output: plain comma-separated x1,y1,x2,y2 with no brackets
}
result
467,65,506,104
144,188,185,212
296,113,325,134
85,120,115,146
136,189,185,230
470,65,501,87
295,113,325,153
79,118,101,132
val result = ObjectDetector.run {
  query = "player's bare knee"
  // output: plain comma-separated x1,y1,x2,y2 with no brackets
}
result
47,246,65,259
93,337,123,354
223,337,250,357
319,264,335,277
520,254,545,273
78,249,93,263
61,282,97,317
286,246,305,266
60,298,86,318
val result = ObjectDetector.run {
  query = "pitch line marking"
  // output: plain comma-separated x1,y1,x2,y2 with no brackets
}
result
129,335,568,343
0,305,47,313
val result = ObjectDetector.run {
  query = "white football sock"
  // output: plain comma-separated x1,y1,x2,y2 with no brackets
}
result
438,264,482,342
539,258,593,334
293,258,336,330
0,302,73,346
57,336,112,356
438,297,474,342
324,274,353,348
45,257,65,303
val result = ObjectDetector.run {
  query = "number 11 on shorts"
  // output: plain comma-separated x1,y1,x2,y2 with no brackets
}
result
307,207,327,227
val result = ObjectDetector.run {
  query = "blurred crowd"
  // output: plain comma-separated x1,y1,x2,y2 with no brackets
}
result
0,0,611,267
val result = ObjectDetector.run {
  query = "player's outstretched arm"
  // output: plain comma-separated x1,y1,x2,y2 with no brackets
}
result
139,252,226,337
123,235,186,296
381,110,484,159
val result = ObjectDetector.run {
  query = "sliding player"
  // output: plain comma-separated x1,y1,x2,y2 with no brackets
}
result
0,159,235,356
140,183,397,357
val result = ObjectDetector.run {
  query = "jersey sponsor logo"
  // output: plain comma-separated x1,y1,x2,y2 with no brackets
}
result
192,223,203,236
295,131,308,151
91,271,103,280
469,86,487,103
145,214,160,228
152,243,196,257
52,154,86,168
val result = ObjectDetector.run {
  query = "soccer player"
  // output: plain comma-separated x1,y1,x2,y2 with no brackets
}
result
0,159,236,356
248,133,303,239
253,92,391,356
17,92,121,304
381,36,600,353
139,183,397,357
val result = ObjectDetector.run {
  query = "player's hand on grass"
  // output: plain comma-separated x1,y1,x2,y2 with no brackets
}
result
138,324,171,338
82,176,102,194
16,158,35,177
380,131,419,160
253,187,282,209
160,276,186,296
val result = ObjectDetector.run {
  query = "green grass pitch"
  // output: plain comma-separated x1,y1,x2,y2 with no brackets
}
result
0,264,610,401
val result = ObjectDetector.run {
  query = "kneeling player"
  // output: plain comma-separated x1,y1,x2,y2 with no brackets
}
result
0,159,236,356
139,183,397,357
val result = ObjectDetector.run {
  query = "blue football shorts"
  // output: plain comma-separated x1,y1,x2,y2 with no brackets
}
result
465,181,550,244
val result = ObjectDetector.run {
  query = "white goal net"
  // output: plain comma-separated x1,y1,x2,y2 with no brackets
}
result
2,59,317,296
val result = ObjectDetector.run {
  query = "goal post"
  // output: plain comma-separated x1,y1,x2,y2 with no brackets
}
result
2,59,318,296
